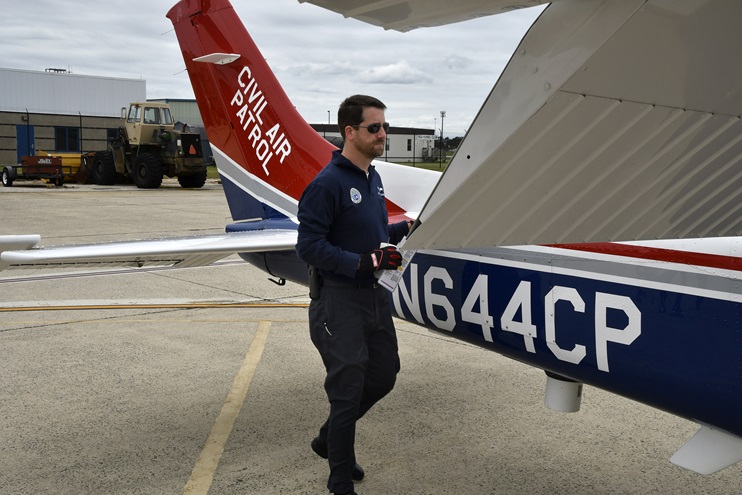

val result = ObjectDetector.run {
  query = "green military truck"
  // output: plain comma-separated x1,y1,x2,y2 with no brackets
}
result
88,102,207,189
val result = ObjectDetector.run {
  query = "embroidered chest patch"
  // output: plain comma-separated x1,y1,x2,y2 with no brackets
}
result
350,188,362,204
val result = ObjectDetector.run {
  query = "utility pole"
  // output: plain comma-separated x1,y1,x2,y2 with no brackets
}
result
440,111,446,168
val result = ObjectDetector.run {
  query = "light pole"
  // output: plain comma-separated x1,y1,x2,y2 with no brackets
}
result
440,111,446,168
325,110,330,137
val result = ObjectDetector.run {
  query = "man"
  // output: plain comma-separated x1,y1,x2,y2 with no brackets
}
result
296,94,412,495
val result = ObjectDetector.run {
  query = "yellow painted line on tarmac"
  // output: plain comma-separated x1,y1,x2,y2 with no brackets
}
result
184,320,271,495
0,319,308,325
0,302,308,312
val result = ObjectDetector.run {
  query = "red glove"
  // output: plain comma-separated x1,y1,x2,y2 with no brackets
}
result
359,246,402,272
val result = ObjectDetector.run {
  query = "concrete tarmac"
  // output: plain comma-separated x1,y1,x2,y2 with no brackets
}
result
1,180,741,494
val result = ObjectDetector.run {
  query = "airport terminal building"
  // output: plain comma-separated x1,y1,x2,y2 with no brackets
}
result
0,67,436,167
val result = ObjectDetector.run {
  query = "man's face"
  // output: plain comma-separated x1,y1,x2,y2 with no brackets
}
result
352,107,387,160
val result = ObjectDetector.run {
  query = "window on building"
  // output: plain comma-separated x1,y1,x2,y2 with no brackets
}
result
55,127,80,152
407,139,412,151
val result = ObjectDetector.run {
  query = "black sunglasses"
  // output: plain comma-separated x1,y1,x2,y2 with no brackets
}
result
353,122,389,134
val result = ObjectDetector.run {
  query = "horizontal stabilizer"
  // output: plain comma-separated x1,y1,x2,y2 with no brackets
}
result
0,235,41,252
0,230,297,271
670,426,742,475
0,235,42,271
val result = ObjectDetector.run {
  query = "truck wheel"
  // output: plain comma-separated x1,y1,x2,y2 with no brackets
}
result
92,151,116,185
2,168,12,187
177,170,207,189
132,153,163,189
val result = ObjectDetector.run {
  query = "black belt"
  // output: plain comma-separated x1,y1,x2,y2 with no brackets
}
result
321,278,379,289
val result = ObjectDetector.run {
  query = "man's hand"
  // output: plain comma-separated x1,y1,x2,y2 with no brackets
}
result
359,246,402,272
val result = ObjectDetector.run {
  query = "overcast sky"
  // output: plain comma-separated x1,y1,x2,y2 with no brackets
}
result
3,1,544,135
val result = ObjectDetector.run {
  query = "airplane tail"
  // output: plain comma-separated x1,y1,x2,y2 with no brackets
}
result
167,0,336,222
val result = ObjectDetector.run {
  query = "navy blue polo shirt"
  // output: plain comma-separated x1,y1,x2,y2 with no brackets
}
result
296,150,407,284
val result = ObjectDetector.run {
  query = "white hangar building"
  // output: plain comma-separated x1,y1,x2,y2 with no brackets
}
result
0,68,146,165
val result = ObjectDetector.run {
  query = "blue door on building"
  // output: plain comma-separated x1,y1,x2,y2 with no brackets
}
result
16,124,35,163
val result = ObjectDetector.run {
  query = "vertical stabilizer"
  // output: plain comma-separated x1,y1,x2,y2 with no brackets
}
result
167,0,336,221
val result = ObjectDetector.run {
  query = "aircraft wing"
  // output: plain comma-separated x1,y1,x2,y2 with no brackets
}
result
297,0,549,32
0,230,297,271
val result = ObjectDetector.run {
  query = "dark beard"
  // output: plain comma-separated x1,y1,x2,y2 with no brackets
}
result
363,140,385,159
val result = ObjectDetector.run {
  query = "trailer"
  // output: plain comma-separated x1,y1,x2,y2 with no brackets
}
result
2,156,73,187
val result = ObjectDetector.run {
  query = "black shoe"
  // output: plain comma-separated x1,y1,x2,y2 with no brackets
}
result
333,492,358,495
311,437,365,481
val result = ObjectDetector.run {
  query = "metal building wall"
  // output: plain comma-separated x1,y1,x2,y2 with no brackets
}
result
1,68,145,117
148,99,203,127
